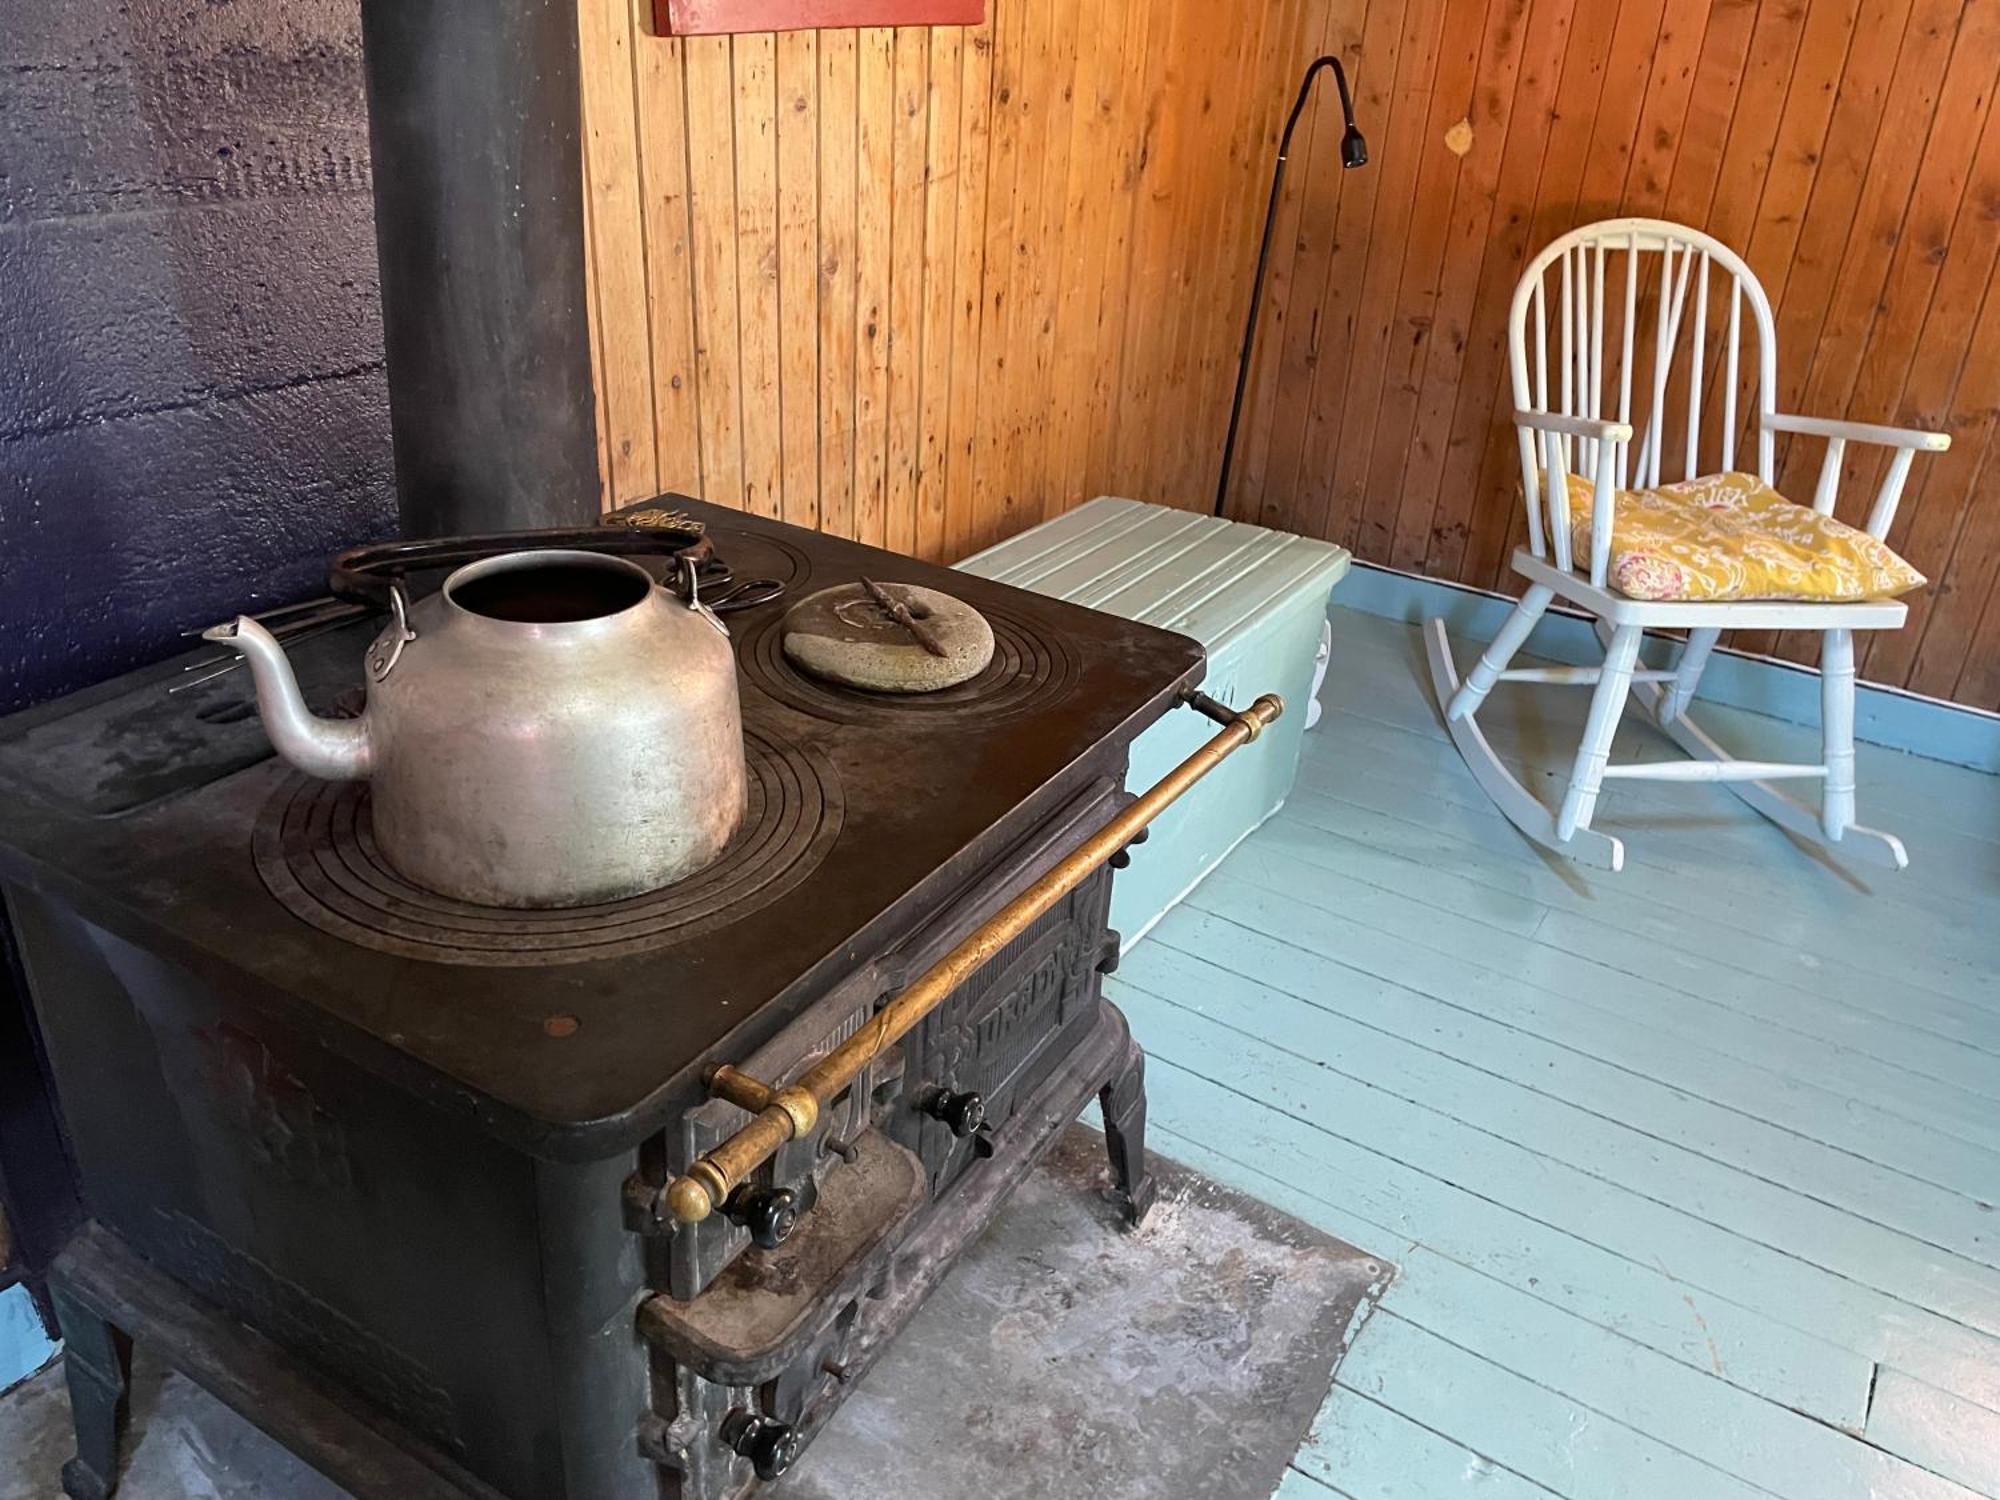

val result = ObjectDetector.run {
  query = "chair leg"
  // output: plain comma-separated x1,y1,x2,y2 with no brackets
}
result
1446,584,1555,722
1821,628,1856,841
1626,659,1908,873
1660,627,1719,725
1425,619,1625,872
1558,624,1642,840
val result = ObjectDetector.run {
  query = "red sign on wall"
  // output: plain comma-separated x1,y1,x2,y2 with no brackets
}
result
656,0,984,34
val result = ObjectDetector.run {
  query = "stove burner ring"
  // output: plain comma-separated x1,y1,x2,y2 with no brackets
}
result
739,599,1080,724
253,727,842,966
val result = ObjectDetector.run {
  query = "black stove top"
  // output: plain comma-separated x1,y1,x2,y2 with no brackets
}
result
0,499,1203,1160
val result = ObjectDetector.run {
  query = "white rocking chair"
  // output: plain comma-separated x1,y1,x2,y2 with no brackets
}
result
1427,219,1950,872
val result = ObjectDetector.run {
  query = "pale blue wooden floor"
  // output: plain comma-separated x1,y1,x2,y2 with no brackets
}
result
1114,604,2000,1500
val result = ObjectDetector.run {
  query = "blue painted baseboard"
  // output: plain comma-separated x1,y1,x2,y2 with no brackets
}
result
1334,561,2000,774
0,1283,57,1393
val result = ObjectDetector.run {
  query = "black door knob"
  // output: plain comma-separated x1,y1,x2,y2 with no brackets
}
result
721,1411,799,1481
722,1185,799,1250
919,1088,986,1139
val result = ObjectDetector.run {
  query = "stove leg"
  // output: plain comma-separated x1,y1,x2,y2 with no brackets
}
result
52,1291,131,1500
1098,1036,1157,1227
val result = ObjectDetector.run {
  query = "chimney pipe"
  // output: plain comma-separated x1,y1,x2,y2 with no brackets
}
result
358,0,603,536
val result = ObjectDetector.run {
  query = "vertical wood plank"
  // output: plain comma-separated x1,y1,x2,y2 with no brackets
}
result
1402,0,1577,570
1761,0,1958,665
1660,0,1759,227
991,0,1057,533
854,27,896,547
940,7,995,560
577,0,660,503
1785,0,1989,463
1906,293,2000,699
965,0,1029,553
683,33,745,508
733,32,784,520
1107,0,1194,497
580,127,614,509
1079,0,1163,502
817,29,861,540
777,29,820,532
915,27,963,561
632,14,704,495
1413,0,1581,575
1945,437,2000,707
1323,0,1450,551
884,28,931,555
1371,0,1520,570
1161,0,1286,509
1046,0,1142,517
1021,0,1082,518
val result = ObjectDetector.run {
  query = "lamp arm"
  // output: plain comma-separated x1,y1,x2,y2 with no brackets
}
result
1213,55,1361,519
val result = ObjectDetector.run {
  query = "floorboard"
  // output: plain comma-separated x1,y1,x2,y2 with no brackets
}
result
1128,604,2000,1500
1127,928,1995,1271
1187,851,2000,1152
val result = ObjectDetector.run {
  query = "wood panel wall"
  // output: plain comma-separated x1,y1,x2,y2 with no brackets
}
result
577,0,1322,564
578,0,2000,709
1227,0,2000,707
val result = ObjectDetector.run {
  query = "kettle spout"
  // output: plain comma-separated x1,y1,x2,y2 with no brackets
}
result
201,617,373,781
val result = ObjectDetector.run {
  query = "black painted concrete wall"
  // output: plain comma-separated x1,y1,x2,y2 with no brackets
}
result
1,0,396,714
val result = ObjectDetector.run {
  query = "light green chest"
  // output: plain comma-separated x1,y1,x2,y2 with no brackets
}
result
959,498,1350,949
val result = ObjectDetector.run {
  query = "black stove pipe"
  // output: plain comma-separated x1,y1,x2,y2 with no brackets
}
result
358,0,602,536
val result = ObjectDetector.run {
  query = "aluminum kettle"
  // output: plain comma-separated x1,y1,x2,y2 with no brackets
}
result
204,549,747,909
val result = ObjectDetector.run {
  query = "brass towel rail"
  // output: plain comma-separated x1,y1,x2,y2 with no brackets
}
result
663,688,1286,1226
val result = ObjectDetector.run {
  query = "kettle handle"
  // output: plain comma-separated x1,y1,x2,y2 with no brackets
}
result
367,583,419,683
329,518,710,610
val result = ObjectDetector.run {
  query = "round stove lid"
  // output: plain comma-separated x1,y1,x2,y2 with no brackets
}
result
780,581,996,693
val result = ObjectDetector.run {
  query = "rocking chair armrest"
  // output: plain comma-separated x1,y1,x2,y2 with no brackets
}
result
1763,412,1950,536
1512,409,1636,444
1511,411,1627,583
1763,411,1951,453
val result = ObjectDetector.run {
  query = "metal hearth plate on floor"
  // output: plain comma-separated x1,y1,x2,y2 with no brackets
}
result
0,1129,1391,1500
784,1125,1393,1500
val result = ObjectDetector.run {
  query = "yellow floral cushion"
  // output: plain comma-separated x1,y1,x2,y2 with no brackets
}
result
1560,471,1926,602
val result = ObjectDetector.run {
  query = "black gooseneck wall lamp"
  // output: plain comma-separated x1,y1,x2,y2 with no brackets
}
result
1214,55,1369,518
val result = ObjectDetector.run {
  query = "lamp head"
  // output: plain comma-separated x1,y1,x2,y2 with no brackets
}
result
1340,124,1369,170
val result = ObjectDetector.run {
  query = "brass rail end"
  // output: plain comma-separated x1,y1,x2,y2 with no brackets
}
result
1241,693,1285,739
667,1160,730,1224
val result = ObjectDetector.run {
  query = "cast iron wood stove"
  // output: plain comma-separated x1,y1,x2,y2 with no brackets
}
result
0,497,1283,1500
